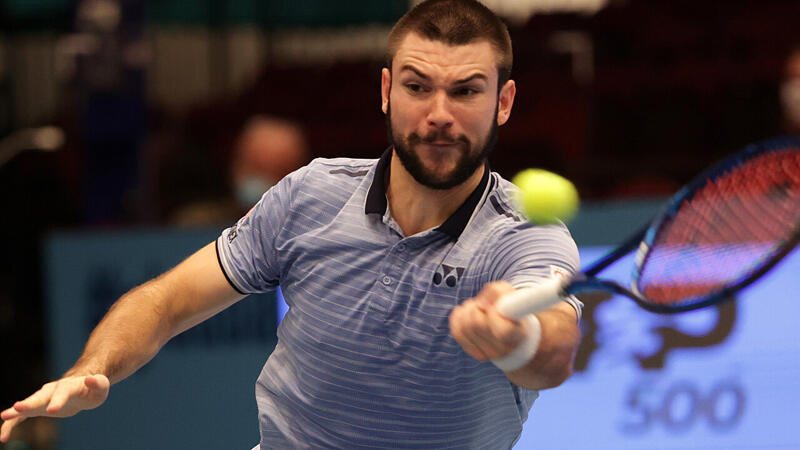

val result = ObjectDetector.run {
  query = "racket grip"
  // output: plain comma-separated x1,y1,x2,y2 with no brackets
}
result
495,277,565,320
490,278,565,371
491,314,542,371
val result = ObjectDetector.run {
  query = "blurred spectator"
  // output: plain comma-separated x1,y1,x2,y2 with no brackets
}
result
230,116,309,209
781,47,800,134
169,116,309,226
73,0,147,224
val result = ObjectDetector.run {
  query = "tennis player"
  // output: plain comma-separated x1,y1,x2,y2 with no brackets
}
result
1,0,582,447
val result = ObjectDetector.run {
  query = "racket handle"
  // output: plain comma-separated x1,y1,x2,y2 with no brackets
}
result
491,314,542,371
490,278,566,371
495,277,565,320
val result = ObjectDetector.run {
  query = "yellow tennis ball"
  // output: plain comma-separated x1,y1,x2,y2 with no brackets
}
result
512,169,579,224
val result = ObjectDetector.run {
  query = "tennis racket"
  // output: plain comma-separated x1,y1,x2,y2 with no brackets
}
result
492,136,800,369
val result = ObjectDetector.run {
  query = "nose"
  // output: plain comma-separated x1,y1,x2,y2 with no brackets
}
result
426,90,454,130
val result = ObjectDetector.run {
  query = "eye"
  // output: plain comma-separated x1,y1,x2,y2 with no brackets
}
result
453,87,479,97
405,83,425,93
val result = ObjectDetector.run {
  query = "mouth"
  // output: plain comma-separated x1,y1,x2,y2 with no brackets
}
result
423,141,458,148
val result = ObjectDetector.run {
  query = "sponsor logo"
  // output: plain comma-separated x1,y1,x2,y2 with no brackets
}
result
433,264,465,287
550,265,570,280
228,223,239,243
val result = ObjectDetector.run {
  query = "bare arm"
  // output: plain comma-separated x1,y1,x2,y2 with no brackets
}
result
67,242,245,382
449,282,581,390
0,242,245,442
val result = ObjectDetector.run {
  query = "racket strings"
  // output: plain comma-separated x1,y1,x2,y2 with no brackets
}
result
639,147,800,304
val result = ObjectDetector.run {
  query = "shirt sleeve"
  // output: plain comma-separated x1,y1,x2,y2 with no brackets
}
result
216,164,309,294
490,223,584,320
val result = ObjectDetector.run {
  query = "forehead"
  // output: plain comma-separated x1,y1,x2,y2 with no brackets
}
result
392,33,498,81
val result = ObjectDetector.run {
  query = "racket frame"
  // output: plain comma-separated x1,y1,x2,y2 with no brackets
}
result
628,136,800,313
491,136,800,370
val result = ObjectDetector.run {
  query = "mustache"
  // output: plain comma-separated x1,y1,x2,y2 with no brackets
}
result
408,130,469,145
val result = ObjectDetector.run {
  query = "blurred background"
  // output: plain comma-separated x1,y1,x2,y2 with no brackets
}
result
2,0,800,448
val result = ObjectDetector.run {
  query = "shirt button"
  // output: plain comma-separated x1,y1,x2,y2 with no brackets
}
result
397,243,407,252
382,275,392,285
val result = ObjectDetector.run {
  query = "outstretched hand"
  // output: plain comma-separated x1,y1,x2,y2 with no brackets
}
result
0,374,110,443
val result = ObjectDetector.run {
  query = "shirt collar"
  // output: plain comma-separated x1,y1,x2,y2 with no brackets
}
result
365,147,491,239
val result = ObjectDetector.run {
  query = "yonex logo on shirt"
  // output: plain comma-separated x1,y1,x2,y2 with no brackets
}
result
433,264,465,287
228,224,239,243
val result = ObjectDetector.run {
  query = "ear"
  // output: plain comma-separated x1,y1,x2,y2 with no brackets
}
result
496,79,516,126
381,67,391,114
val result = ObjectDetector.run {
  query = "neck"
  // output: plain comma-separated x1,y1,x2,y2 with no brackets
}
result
386,149,484,237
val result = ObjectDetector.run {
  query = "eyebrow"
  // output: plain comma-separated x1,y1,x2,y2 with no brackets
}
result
399,64,488,85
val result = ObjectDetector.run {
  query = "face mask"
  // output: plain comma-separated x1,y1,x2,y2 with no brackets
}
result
235,176,274,208
781,79,800,126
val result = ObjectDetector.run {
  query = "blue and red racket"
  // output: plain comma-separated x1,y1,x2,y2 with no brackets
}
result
494,136,800,368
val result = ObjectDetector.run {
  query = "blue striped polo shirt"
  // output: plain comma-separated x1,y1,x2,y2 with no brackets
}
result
216,148,581,449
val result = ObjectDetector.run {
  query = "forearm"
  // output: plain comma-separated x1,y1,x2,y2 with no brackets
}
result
0,243,243,444
64,243,243,384
66,277,176,384
504,303,580,390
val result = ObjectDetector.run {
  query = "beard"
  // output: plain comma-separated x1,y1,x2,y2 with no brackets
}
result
386,100,498,190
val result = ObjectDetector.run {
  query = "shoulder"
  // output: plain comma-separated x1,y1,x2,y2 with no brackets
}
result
475,173,571,236
483,173,525,225
306,156,377,173
277,156,377,198
473,172,579,263
295,157,377,192
241,156,377,225
275,156,378,221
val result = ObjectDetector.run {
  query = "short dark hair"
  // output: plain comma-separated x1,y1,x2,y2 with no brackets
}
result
387,0,512,87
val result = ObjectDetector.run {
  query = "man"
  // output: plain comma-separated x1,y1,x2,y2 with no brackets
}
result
229,116,309,210
169,115,309,226
1,0,581,448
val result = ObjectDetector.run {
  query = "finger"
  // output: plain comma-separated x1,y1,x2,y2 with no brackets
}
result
465,334,502,359
475,294,491,310
453,302,509,360
464,303,516,358
0,416,24,443
456,326,491,360
83,375,110,406
44,376,86,415
450,305,490,360
461,296,488,313
462,336,490,360
12,383,56,415
84,374,106,389
46,383,75,414
466,330,509,360
485,307,528,350
477,281,514,308
1,406,20,421
84,374,110,393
